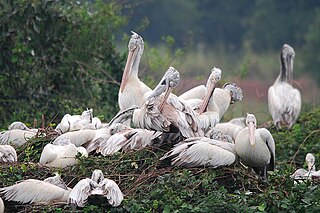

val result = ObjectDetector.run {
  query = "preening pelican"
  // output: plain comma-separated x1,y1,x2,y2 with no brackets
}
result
0,145,17,163
97,125,163,156
235,113,275,180
55,108,93,134
215,119,245,141
160,137,236,168
118,31,151,111
291,153,320,182
127,67,204,138
8,121,38,132
68,169,123,208
268,44,301,129
39,143,88,168
0,173,71,204
0,129,36,146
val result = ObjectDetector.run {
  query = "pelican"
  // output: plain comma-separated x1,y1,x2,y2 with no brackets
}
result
68,169,123,208
118,31,151,111
215,118,245,141
39,143,88,168
97,125,163,156
0,129,36,146
0,197,3,213
127,67,204,138
268,44,301,130
0,144,17,163
160,137,236,168
8,121,38,132
235,113,275,180
0,173,71,204
205,128,234,143
291,153,320,182
55,108,93,134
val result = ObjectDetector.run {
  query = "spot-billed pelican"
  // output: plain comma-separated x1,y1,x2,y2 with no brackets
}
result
291,153,320,182
268,44,301,129
235,113,275,180
8,121,38,132
0,129,36,146
39,143,88,168
160,137,236,168
0,173,71,204
68,169,123,208
118,31,151,111
0,145,17,163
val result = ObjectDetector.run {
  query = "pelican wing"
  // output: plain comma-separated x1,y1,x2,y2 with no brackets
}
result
258,128,276,171
68,178,94,208
39,144,58,164
179,85,207,100
0,179,69,204
100,179,124,207
98,133,127,156
0,145,17,163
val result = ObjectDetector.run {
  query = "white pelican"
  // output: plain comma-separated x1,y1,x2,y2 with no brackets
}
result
39,143,88,168
160,137,236,168
129,67,204,138
235,113,275,180
0,129,36,146
8,121,38,132
118,31,151,111
291,153,320,182
205,128,234,143
0,145,17,163
0,173,71,204
215,118,245,141
68,169,123,208
55,108,93,134
0,197,3,213
268,44,301,130
97,125,163,156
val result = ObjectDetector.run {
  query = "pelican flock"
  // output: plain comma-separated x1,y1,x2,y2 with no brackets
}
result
1,31,311,212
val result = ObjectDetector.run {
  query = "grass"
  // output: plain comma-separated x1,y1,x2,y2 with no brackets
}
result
1,107,320,212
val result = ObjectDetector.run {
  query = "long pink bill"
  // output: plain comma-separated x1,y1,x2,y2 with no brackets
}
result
120,50,134,93
198,81,216,114
248,122,256,146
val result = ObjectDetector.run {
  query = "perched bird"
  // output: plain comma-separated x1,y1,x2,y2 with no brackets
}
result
0,173,72,204
55,108,93,134
215,118,245,141
68,169,123,208
235,113,275,180
118,31,151,112
8,121,38,132
268,44,301,130
0,129,36,146
0,144,17,163
127,67,204,138
39,143,88,168
291,153,320,182
97,125,163,156
160,137,237,168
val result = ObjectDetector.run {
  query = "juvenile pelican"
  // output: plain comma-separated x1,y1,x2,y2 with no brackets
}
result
39,143,88,168
68,169,123,208
0,145,17,163
291,153,320,182
118,31,151,111
0,173,71,204
235,113,275,180
55,108,93,134
129,67,204,138
160,137,236,168
268,44,301,129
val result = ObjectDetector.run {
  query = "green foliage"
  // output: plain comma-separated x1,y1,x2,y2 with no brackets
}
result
0,0,127,124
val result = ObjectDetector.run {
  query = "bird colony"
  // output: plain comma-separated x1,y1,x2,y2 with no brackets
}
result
0,32,308,211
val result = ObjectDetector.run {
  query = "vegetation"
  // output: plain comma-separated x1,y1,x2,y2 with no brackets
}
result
1,107,320,212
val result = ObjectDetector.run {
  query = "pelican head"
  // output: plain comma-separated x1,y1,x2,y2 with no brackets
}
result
305,153,315,171
199,67,222,113
91,169,105,184
280,44,295,83
223,82,243,104
81,108,93,122
108,105,139,126
246,113,257,146
8,121,29,130
120,31,144,93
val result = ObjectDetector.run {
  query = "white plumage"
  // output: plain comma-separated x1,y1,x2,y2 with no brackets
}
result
39,143,88,168
235,113,275,180
0,129,36,146
268,44,301,129
0,144,17,163
160,137,236,168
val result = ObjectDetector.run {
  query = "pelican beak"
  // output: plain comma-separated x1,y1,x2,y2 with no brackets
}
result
159,80,172,111
248,121,255,146
199,80,216,113
120,48,136,93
